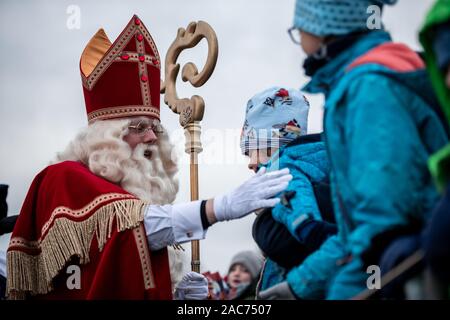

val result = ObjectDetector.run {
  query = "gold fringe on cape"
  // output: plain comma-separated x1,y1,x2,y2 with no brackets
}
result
7,198,147,299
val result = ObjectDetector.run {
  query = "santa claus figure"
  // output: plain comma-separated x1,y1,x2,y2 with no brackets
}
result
6,15,291,300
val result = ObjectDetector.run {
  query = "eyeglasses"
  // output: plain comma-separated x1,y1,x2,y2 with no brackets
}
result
287,26,301,45
128,120,163,136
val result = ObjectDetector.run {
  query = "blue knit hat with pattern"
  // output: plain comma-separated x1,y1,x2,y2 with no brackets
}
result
293,0,398,37
240,87,310,155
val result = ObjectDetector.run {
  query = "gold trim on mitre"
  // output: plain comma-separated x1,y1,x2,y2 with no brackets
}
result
80,28,112,77
87,105,160,123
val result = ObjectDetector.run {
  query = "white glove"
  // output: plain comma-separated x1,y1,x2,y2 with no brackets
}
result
258,281,296,300
213,167,292,222
174,271,208,300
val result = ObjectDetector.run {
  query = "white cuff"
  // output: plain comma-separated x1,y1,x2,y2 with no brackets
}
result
171,200,207,243
213,194,227,221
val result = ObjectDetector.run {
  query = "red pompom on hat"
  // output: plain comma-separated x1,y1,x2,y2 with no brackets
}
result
80,15,161,123
275,88,289,98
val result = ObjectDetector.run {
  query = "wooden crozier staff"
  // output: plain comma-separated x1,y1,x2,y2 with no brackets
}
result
160,21,218,273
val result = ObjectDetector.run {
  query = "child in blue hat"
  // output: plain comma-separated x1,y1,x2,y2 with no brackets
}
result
240,86,337,299
240,86,309,170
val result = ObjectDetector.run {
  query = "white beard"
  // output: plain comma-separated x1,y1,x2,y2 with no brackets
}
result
119,142,178,205
120,143,188,290
167,246,190,292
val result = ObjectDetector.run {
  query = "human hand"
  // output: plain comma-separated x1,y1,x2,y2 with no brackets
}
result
174,272,208,300
212,167,292,222
258,281,296,300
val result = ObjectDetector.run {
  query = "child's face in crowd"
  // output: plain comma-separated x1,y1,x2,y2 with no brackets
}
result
228,263,252,289
247,148,277,172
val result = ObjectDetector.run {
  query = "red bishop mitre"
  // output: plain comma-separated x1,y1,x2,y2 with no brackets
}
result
80,15,161,123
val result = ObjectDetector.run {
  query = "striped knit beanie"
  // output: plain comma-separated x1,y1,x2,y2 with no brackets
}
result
293,0,398,37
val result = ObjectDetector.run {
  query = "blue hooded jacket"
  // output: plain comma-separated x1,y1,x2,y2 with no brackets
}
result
259,134,333,290
285,30,448,299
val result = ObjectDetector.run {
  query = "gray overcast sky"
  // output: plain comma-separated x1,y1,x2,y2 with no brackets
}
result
0,0,435,275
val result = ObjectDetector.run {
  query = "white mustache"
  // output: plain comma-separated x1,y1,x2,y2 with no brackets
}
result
133,143,158,160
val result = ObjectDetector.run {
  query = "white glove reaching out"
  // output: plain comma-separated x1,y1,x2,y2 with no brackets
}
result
258,281,296,300
174,272,209,300
213,167,292,222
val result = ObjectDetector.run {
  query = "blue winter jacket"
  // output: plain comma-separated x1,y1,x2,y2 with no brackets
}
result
286,30,448,299
259,135,332,290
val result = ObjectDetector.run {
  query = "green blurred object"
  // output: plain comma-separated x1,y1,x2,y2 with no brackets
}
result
419,0,450,192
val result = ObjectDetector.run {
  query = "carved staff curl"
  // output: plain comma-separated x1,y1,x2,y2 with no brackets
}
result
161,21,218,273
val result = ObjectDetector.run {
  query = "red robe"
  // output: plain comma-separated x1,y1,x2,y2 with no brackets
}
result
7,160,172,299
